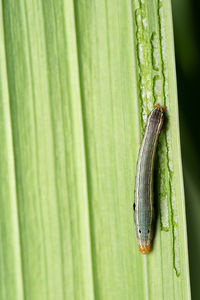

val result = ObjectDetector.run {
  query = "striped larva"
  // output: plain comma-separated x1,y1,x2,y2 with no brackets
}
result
133,104,165,254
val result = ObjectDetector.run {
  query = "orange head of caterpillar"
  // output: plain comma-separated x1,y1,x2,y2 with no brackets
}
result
138,241,151,254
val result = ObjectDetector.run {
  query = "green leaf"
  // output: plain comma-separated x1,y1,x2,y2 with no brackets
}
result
0,0,190,299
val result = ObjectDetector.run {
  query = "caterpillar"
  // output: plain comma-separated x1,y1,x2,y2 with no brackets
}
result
134,104,165,254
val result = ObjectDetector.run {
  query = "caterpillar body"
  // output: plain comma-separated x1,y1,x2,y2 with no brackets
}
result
134,104,165,254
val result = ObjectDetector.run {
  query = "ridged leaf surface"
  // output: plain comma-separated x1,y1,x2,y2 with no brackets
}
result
0,0,190,299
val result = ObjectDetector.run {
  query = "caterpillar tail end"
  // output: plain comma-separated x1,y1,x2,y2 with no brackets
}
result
139,242,151,254
155,103,166,111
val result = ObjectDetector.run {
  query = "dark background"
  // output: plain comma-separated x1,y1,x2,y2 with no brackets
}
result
172,0,200,298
